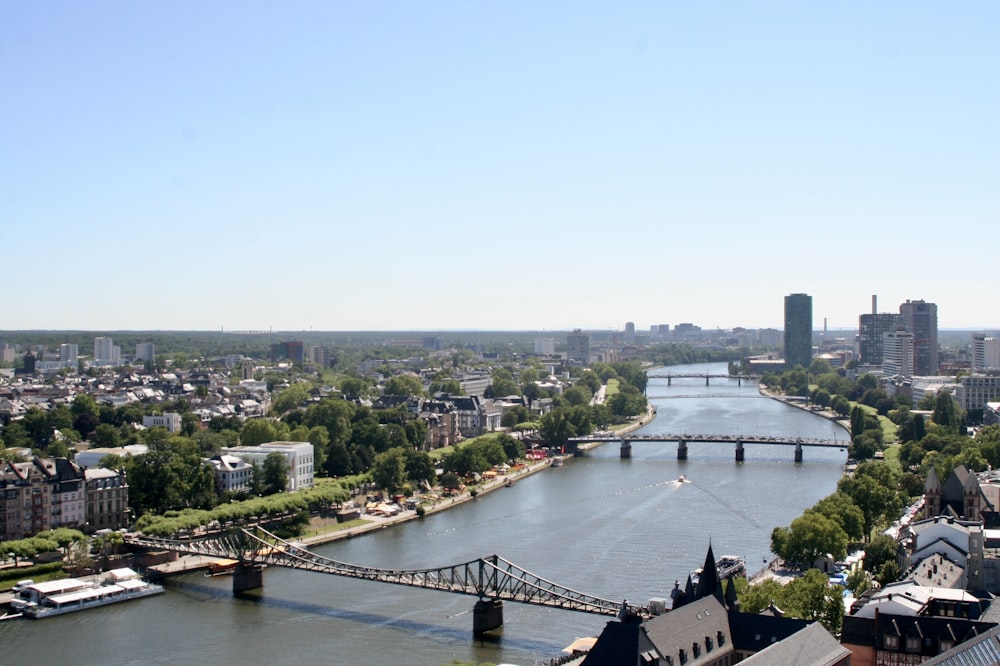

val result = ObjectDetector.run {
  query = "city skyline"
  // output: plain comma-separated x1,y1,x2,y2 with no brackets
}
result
3,3,998,331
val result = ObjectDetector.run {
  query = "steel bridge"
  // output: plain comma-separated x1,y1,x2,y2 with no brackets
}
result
124,526,635,634
567,433,847,462
645,372,759,386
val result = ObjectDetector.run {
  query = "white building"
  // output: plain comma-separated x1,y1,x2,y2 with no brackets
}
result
93,336,121,366
74,444,149,469
882,329,914,379
534,337,556,355
222,441,314,491
135,342,156,363
142,412,182,434
207,454,255,493
956,374,1000,413
973,334,1000,371
60,344,78,364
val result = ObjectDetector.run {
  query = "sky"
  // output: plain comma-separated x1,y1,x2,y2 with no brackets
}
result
2,2,998,332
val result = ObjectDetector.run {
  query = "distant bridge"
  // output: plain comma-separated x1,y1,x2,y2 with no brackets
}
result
125,526,637,635
568,433,847,462
645,372,760,386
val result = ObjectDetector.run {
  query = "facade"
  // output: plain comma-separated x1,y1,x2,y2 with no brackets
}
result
883,329,915,378
566,329,591,364
59,343,78,365
93,336,121,366
533,337,556,355
207,454,254,493
859,313,900,366
783,293,813,369
222,441,314,491
0,457,89,539
142,412,182,434
84,468,129,532
956,373,1000,413
135,342,155,363
972,334,1000,371
310,345,332,368
270,341,305,364
900,299,939,376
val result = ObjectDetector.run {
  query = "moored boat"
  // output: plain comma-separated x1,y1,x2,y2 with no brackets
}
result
10,568,163,619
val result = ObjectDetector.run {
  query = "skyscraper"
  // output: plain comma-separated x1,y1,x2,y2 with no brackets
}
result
899,299,938,376
858,295,900,366
882,328,915,378
783,293,813,369
566,329,591,364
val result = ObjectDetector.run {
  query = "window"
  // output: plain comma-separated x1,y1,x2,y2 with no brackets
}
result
884,634,899,650
906,636,921,652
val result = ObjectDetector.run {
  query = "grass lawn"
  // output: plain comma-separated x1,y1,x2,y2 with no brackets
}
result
303,516,374,539
605,378,620,397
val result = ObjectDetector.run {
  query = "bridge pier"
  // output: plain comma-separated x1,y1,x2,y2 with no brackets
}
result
706,375,710,386
794,443,803,463
667,377,671,386
735,440,744,463
677,439,688,461
473,599,504,636
620,441,632,459
737,376,742,387
233,562,264,595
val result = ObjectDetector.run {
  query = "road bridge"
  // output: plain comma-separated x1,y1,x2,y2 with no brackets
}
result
125,526,638,635
568,434,846,462
645,372,759,386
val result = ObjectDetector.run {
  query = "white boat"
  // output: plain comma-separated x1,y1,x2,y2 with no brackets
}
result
10,568,163,619
677,475,688,483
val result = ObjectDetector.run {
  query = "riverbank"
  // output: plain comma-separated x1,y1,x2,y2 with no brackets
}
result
759,385,852,436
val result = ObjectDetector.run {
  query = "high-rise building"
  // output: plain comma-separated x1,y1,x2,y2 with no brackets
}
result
270,341,305,364
624,321,635,341
135,342,155,363
899,300,938,375
972,334,1000,371
783,293,813,369
566,329,591,364
882,329,915,378
59,343,78,364
858,295,900,366
533,337,556,355
93,336,121,366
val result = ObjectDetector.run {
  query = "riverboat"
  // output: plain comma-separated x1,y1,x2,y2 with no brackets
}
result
206,559,239,576
690,555,746,586
10,568,163,619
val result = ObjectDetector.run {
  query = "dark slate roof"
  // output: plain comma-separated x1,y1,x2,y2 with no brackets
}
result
580,618,641,666
737,622,850,666
727,610,810,653
640,596,732,666
922,624,1000,665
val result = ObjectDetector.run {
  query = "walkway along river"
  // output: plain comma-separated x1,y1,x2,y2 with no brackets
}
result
0,363,850,666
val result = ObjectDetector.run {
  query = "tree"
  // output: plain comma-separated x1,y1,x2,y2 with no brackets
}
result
272,382,312,415
863,534,898,575
239,419,283,446
771,511,848,567
404,449,436,487
372,448,407,493
831,395,851,417
383,375,424,397
811,493,865,543
501,406,530,428
261,452,288,495
838,462,904,539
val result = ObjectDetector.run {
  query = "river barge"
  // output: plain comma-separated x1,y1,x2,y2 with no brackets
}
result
10,568,163,618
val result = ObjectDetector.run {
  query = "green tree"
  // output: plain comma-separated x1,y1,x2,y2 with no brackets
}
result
811,493,865,543
261,452,289,495
863,534,898,575
383,375,424,397
272,382,312,415
771,511,848,567
404,449,436,486
371,448,407,493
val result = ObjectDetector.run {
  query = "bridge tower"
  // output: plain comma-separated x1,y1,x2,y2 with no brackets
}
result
473,598,504,635
620,440,632,459
735,440,744,462
677,439,688,460
794,443,803,463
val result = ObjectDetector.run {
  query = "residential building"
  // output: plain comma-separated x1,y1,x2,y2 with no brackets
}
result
207,454,255,494
310,345,332,368
93,336,121,366
858,295,900,366
59,343,78,365
956,373,1000,414
900,299,939,376
142,412,182,434
783,293,812,369
135,342,155,363
222,441,314,491
84,467,129,532
973,334,1000,371
0,457,86,539
566,329,590,364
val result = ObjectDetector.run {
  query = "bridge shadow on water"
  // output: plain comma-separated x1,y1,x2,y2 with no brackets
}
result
163,577,566,655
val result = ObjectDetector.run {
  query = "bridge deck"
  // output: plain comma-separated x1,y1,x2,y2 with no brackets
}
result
570,434,844,448
125,527,633,617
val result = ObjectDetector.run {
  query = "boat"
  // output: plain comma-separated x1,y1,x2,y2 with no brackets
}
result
690,555,746,586
206,558,239,576
504,478,515,487
677,475,688,483
550,456,565,467
10,568,163,619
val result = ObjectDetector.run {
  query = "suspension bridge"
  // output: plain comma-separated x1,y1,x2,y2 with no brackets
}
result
124,525,639,635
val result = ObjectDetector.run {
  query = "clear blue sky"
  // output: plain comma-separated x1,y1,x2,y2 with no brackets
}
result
3,2,997,332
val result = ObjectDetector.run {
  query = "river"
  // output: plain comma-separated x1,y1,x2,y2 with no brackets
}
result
0,363,850,665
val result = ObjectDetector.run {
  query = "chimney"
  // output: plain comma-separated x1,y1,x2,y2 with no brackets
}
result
872,294,877,315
